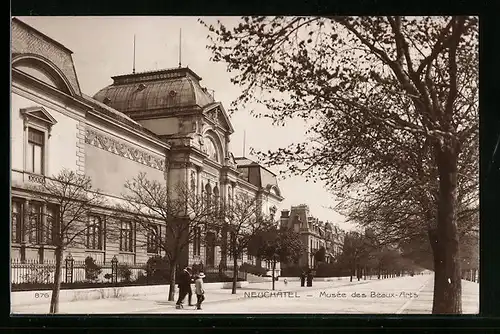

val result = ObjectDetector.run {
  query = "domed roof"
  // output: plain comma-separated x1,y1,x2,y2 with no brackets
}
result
92,67,215,114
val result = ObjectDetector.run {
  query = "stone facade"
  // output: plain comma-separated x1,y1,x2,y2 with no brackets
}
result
280,205,344,269
10,18,283,272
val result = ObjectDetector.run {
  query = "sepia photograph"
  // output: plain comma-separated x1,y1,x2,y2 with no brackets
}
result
10,16,479,315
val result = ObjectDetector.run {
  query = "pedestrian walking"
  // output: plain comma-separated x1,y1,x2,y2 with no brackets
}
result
306,270,313,287
176,266,193,309
284,278,288,286
194,272,206,310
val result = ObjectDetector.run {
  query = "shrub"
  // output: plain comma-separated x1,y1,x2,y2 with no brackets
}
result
104,273,113,282
136,271,146,281
84,256,102,282
315,262,347,277
240,262,267,276
191,262,204,275
314,247,326,263
118,264,132,282
145,256,170,283
280,265,305,277
203,272,245,283
23,264,54,284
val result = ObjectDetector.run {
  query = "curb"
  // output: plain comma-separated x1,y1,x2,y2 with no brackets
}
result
395,277,433,314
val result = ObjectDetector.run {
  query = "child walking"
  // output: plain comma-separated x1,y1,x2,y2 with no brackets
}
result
194,272,206,310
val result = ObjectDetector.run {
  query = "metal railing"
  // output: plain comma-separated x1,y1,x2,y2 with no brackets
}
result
11,257,248,287
11,256,146,285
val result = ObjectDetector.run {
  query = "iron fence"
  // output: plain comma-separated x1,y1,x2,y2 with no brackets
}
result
11,256,147,285
11,257,247,287
204,265,247,281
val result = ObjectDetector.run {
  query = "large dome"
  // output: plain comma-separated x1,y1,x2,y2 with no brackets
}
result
93,67,215,115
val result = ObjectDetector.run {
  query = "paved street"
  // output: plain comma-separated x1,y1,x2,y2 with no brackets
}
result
12,274,478,314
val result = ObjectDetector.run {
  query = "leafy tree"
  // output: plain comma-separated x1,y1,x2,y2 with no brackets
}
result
119,173,214,301
314,246,326,264
28,168,105,313
338,231,372,282
253,225,305,290
202,16,478,314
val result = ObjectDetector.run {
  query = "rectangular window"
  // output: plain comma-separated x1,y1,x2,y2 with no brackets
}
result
192,227,202,256
86,215,103,250
11,199,23,243
247,254,253,261
147,225,159,254
120,221,134,252
28,202,42,244
44,204,57,245
27,128,44,175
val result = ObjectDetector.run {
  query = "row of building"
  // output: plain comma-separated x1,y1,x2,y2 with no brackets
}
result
10,18,344,276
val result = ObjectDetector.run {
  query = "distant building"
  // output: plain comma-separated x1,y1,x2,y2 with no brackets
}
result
280,205,344,269
10,18,283,274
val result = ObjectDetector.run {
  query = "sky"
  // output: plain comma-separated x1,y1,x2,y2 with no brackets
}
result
15,16,354,231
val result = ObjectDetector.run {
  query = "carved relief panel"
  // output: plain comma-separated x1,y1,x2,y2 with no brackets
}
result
85,129,166,172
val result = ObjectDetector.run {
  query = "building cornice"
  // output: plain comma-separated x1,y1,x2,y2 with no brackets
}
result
12,69,89,112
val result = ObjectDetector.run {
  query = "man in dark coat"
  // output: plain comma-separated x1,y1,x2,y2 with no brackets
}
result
300,271,306,287
176,266,193,308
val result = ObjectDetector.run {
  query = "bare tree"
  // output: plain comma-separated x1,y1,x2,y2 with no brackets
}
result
27,169,105,314
119,173,214,301
219,192,269,294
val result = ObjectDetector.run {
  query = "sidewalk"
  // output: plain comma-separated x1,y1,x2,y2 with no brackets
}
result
11,276,375,314
398,278,479,314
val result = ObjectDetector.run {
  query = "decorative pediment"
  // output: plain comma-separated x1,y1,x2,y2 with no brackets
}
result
20,106,58,128
202,103,234,134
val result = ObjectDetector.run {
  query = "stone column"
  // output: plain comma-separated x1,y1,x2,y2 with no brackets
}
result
196,165,203,196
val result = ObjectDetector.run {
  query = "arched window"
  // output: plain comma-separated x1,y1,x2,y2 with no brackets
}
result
205,137,219,163
13,56,73,96
213,186,220,214
205,183,212,207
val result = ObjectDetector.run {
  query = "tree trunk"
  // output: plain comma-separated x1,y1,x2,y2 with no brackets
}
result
49,247,63,314
232,254,238,294
168,264,177,301
430,150,462,314
272,259,276,291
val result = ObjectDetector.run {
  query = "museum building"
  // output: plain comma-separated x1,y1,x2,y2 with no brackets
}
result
10,18,283,273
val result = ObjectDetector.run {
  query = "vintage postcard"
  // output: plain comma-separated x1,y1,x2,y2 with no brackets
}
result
10,16,479,315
